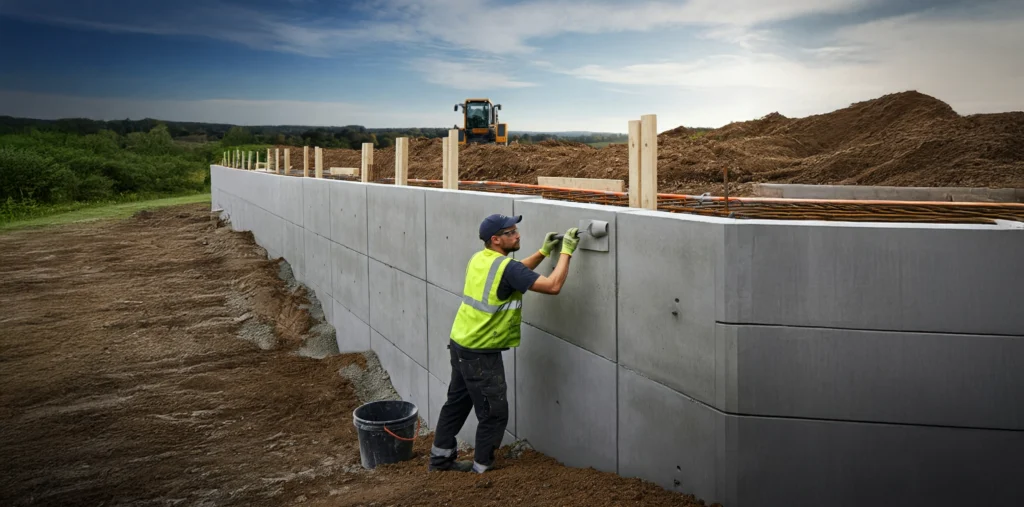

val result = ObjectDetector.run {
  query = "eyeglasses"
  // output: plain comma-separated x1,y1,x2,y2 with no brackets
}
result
496,228,519,237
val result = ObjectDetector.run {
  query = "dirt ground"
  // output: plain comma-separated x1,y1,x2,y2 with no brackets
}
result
0,204,715,507
292,90,1024,195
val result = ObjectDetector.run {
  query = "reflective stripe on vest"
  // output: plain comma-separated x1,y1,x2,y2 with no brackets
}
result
461,255,523,313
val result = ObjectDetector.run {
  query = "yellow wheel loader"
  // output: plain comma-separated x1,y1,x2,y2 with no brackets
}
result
453,98,509,145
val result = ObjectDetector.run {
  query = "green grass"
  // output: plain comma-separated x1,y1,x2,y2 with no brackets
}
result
1,193,211,233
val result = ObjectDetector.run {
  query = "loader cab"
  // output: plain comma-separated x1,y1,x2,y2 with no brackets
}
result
453,99,508,145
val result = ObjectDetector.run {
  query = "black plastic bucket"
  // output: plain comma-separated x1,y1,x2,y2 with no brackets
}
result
352,400,419,469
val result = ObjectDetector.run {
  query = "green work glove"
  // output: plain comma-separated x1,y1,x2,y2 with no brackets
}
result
560,227,580,256
539,232,560,257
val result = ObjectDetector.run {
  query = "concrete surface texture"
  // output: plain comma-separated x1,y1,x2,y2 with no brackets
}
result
754,183,1024,203
513,199,621,362
211,166,1024,506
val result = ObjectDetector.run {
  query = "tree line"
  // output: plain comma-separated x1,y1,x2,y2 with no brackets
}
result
0,116,629,149
0,125,214,221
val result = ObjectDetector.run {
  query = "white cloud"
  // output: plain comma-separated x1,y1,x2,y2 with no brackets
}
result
411,58,536,89
563,6,1024,121
0,0,878,56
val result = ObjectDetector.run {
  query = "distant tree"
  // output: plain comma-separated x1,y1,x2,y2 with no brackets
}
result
222,126,255,146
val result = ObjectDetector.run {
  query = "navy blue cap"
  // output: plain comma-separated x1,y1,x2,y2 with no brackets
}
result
479,213,522,240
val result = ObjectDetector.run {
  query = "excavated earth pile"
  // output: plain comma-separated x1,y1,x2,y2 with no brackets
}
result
295,91,1024,196
0,204,714,507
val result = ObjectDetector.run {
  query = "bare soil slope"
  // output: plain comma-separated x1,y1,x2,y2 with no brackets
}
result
295,91,1024,195
0,205,713,507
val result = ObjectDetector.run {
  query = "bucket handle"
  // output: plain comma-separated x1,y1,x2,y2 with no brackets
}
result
383,418,421,442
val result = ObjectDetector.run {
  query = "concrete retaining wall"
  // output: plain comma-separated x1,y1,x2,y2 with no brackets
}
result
211,166,1024,506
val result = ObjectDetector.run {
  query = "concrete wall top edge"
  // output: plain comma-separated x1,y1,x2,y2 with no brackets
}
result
622,208,737,225
515,197,633,214
421,186,535,201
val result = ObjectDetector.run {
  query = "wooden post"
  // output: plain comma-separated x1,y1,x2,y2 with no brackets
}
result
248,151,253,170
442,137,450,188
640,114,658,210
447,130,459,190
274,148,280,174
284,149,291,175
361,143,374,182
395,137,409,186
266,149,271,171
315,147,323,178
723,166,730,213
628,120,642,208
303,146,310,177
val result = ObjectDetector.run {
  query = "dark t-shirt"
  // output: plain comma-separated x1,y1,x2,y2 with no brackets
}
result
497,260,540,300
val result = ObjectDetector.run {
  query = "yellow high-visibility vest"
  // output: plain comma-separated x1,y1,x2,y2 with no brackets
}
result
450,249,523,349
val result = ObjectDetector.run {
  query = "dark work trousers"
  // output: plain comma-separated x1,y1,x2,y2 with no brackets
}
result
430,341,509,468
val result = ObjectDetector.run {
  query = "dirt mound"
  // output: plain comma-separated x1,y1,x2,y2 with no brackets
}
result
280,90,1024,195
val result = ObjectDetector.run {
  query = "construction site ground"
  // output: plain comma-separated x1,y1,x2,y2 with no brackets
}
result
0,204,715,507
291,91,1023,195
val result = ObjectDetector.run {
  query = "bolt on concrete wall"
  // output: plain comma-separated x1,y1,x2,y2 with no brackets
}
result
211,166,1024,506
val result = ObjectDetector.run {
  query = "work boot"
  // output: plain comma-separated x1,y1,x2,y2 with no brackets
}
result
428,460,474,472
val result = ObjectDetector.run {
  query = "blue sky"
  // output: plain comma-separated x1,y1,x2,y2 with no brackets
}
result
0,0,1021,132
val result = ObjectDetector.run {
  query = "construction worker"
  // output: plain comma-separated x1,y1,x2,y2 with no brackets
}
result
428,213,579,473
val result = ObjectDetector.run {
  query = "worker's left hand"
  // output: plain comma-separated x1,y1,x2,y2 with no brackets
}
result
539,232,560,257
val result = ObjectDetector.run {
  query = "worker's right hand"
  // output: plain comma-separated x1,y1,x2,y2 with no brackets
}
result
560,227,580,256
539,232,560,257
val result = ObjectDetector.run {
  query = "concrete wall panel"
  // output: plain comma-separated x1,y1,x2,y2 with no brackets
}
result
618,367,718,503
425,188,528,295
426,284,461,377
718,323,1024,429
617,211,724,404
210,166,224,210
427,372,516,446
328,180,369,255
371,330,428,420
727,412,1024,507
516,324,616,472
332,299,371,352
368,259,428,367
330,242,369,323
303,229,332,296
277,174,302,225
367,185,426,278
513,199,619,361
302,178,330,238
282,220,305,283
224,194,246,232
723,222,1024,335
253,209,284,260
